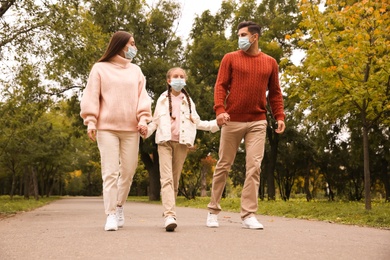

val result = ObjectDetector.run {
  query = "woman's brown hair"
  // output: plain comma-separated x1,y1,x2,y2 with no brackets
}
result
98,31,133,62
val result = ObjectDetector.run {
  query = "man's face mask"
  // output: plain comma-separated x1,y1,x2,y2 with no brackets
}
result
238,34,255,51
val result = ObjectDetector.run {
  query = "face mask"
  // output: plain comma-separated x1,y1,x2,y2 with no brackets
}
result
238,36,253,51
124,46,137,60
170,78,186,92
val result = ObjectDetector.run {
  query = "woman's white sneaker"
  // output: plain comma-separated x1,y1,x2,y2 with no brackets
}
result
206,212,219,228
116,206,124,227
104,214,118,231
242,216,264,229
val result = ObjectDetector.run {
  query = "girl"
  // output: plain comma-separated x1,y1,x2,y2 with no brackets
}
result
141,67,219,232
80,31,152,231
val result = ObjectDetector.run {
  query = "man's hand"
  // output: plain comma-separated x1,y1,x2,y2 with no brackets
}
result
87,129,96,141
217,113,230,126
275,120,285,134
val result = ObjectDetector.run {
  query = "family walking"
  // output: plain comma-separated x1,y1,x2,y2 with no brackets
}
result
80,21,285,232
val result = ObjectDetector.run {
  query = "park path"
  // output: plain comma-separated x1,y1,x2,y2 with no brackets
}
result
0,197,389,260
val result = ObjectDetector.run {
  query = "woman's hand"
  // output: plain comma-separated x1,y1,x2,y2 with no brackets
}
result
137,125,147,137
87,129,96,141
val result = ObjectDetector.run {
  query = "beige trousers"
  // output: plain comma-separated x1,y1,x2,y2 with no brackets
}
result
158,141,188,218
207,120,267,219
97,130,139,215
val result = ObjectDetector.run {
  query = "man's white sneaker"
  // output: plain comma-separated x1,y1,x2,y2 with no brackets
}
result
104,214,118,231
116,206,124,228
164,216,177,232
242,216,264,230
206,212,219,228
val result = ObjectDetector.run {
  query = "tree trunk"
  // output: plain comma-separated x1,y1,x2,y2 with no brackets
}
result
362,121,371,210
380,159,390,202
23,165,30,199
304,172,312,202
87,172,92,196
276,173,287,201
31,167,39,200
285,175,294,201
10,170,16,199
148,148,161,201
139,139,160,201
200,163,207,197
259,159,266,200
266,125,279,200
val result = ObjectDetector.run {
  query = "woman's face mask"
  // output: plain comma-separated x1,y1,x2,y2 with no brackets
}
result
124,46,137,60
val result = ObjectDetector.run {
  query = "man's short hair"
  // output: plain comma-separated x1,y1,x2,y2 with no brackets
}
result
237,21,261,37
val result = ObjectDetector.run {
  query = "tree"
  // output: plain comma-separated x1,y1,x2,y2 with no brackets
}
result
0,0,48,50
181,2,235,199
136,0,184,200
287,0,390,209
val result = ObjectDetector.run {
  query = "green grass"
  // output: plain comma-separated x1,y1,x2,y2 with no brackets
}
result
128,196,390,229
0,196,60,218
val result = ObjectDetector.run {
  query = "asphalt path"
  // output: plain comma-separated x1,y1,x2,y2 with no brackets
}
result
0,197,389,260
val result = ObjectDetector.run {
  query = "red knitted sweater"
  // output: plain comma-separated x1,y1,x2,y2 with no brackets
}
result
214,50,285,122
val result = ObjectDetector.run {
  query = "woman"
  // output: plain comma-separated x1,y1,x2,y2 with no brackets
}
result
80,31,152,231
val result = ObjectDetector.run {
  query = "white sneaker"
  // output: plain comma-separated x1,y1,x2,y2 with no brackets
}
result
242,216,264,230
206,212,219,228
116,206,124,227
164,216,177,232
104,214,118,231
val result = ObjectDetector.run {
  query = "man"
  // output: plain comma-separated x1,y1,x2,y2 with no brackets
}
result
206,21,285,230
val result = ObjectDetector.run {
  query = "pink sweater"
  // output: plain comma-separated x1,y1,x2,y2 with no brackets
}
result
80,55,152,131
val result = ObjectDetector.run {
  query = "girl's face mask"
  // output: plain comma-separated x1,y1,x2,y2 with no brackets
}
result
170,78,186,92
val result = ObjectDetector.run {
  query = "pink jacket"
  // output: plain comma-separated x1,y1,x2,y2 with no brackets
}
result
80,55,152,131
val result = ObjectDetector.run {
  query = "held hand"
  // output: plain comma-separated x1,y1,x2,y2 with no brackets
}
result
275,120,286,134
137,125,147,137
87,129,96,141
217,113,230,126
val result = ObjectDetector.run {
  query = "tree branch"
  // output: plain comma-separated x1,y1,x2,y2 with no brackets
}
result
0,0,16,18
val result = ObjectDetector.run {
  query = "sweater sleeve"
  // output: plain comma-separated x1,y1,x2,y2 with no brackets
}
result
268,59,285,121
214,54,231,116
136,73,152,126
145,97,162,139
80,64,100,130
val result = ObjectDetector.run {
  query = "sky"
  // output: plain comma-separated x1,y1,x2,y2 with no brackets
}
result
146,0,226,39
145,0,304,64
